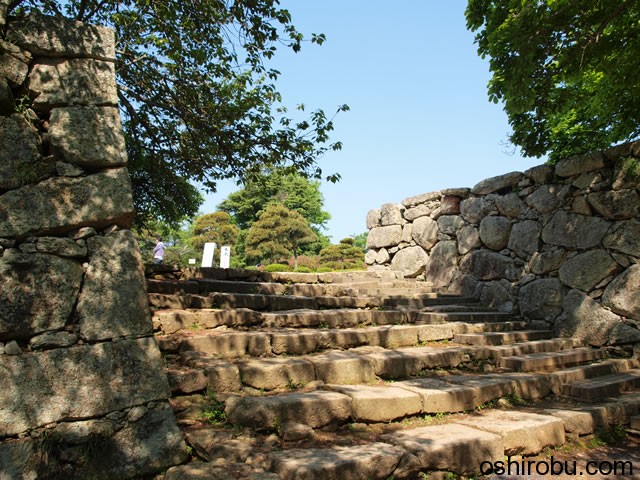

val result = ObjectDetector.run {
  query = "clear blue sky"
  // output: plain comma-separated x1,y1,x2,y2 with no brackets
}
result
200,1,543,242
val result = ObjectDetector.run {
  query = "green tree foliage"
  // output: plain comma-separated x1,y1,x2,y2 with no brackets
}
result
318,237,364,271
190,212,240,253
12,1,347,226
466,0,640,161
350,232,368,252
219,169,331,231
245,204,317,267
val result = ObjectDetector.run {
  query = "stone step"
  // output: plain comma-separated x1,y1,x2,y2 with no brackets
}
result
548,358,639,394
499,347,608,372
453,330,552,346
181,268,407,285
480,338,576,361
561,369,640,402
169,392,640,479
169,340,581,395
221,367,600,430
415,310,514,324
158,320,531,355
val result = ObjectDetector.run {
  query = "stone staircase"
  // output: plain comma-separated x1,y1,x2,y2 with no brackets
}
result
148,268,640,479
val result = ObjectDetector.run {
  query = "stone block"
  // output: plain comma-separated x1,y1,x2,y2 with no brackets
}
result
237,358,316,391
49,106,128,167
602,265,640,319
225,391,351,429
588,189,640,220
508,220,541,259
0,39,32,86
0,113,43,191
0,251,83,341
386,424,503,475
541,211,610,249
604,219,640,257
0,168,135,238
395,377,477,413
472,171,522,195
558,249,619,292
390,245,429,278
457,410,565,455
0,338,170,436
545,408,595,435
28,58,117,110
76,230,152,341
327,384,422,422
555,151,606,177
367,225,403,249
307,351,376,385
269,442,403,480
7,12,115,60
479,216,511,251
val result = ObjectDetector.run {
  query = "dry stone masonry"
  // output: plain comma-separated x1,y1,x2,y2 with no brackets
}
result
366,143,640,353
0,11,186,478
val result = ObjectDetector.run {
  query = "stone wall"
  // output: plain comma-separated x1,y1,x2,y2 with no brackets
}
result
366,142,640,355
0,11,186,478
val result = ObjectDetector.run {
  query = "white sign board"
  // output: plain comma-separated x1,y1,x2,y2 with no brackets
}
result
220,246,231,269
201,242,217,268
188,258,196,265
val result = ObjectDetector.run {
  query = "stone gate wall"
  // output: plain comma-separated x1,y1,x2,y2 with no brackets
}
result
0,11,186,478
366,142,640,355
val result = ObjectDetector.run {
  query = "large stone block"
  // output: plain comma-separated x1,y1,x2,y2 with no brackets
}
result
460,197,496,224
479,216,511,251
390,245,429,278
0,338,170,436
0,250,83,341
412,216,439,250
0,114,44,190
471,171,522,195
386,424,503,475
424,240,457,287
558,250,619,292
457,225,481,254
76,230,152,341
49,106,128,168
0,39,32,86
7,12,116,60
508,220,541,259
604,219,640,257
542,211,610,249
525,184,571,214
28,57,117,110
379,203,404,226
366,225,402,249
519,278,565,321
602,265,640,319
554,289,621,346
0,168,135,238
588,189,640,220
460,250,521,281
555,151,606,177
495,192,527,218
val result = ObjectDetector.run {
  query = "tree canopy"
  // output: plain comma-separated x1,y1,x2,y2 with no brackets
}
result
218,168,331,231
190,212,240,252
245,203,316,266
466,0,640,161
11,0,347,225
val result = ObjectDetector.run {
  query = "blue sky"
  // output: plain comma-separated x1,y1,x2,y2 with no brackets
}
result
200,1,544,241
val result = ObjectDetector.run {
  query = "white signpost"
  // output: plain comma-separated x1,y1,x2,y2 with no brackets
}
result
220,245,231,269
201,242,217,268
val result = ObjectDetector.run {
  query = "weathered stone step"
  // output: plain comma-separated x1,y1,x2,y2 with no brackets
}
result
158,320,531,356
222,368,589,430
480,338,576,361
548,358,639,394
169,339,581,395
415,310,514,324
499,347,608,372
181,267,405,284
168,392,640,479
562,369,640,402
453,330,552,346
153,301,528,336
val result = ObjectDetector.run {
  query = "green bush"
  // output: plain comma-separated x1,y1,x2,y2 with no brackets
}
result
294,266,313,273
265,263,292,272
